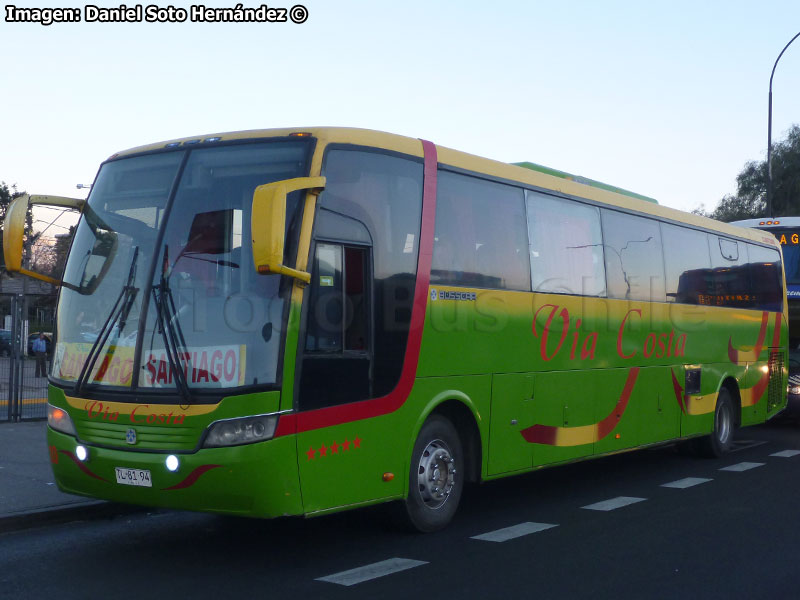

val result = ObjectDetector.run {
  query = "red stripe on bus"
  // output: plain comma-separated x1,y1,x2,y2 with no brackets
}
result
670,368,686,413
728,311,768,363
520,367,639,445
748,313,782,405
596,367,640,439
60,450,108,482
519,424,558,445
274,139,438,437
161,464,221,490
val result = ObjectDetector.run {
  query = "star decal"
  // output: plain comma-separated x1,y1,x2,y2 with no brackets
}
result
305,437,362,461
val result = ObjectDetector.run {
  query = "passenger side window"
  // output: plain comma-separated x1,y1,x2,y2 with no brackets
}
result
747,244,783,312
431,171,529,291
601,210,666,302
704,235,753,308
662,224,711,304
526,191,605,297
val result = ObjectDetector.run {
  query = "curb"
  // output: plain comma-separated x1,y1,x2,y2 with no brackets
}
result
0,501,147,534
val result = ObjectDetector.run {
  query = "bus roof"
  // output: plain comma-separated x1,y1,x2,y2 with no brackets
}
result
512,161,659,204
111,127,781,249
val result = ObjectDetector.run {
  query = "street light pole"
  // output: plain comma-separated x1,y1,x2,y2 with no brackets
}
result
767,30,800,218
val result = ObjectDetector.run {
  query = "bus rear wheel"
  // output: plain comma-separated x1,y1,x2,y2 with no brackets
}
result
696,387,735,458
403,415,464,533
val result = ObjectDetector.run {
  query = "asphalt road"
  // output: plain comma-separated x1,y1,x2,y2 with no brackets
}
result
3,420,800,600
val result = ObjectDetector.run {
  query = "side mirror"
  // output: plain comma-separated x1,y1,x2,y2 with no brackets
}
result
3,194,85,287
251,176,325,283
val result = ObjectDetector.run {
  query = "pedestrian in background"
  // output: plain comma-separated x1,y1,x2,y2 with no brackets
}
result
33,332,48,378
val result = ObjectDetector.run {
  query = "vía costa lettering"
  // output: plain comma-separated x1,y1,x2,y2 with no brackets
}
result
84,401,187,425
532,304,687,362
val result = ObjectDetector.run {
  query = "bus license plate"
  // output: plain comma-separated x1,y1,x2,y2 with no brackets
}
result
115,467,152,487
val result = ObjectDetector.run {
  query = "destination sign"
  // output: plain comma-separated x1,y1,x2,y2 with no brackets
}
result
776,231,800,245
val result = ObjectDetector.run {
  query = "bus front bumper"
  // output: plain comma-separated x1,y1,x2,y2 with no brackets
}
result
47,428,304,519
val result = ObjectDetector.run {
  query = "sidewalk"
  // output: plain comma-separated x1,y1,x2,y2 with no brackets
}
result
0,421,135,533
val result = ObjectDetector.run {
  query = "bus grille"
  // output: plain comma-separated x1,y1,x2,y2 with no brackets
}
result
767,349,785,414
76,420,199,451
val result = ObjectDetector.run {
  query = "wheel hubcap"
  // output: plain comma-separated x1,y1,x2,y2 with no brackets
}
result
417,439,456,509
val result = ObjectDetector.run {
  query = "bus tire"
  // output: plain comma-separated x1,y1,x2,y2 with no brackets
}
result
403,415,464,533
696,387,735,458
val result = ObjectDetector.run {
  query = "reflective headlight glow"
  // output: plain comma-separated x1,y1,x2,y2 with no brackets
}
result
47,404,77,436
75,445,88,462
165,455,180,472
202,414,279,448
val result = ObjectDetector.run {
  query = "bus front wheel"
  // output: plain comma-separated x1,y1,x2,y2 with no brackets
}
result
403,415,464,533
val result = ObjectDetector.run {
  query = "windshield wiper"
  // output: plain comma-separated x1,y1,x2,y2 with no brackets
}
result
151,245,192,405
181,253,240,269
75,246,139,395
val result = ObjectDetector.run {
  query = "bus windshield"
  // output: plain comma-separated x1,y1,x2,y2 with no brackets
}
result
52,140,311,394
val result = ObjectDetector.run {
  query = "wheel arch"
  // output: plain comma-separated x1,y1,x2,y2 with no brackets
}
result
407,391,484,488
428,399,482,484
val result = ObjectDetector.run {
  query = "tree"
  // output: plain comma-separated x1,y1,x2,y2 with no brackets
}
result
28,225,75,279
700,125,800,222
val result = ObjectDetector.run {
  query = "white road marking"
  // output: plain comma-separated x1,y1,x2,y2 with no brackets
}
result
581,496,646,511
471,522,558,542
661,477,713,489
770,450,800,458
720,462,765,472
315,558,428,586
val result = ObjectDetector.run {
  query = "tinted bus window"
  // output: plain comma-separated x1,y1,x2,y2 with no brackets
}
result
601,210,666,302
526,191,606,297
748,244,783,312
662,224,711,304
432,172,529,291
699,235,754,308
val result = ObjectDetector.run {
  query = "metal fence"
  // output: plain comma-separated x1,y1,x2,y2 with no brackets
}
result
1,295,49,422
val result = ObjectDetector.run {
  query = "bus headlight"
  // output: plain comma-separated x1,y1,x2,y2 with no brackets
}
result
202,415,278,448
47,404,76,436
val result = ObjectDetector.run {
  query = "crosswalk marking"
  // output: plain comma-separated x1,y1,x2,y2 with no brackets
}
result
471,522,558,542
719,462,765,472
581,496,646,511
316,558,428,586
661,477,713,489
770,450,800,458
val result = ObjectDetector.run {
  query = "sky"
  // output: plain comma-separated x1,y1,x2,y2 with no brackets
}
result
2,0,799,217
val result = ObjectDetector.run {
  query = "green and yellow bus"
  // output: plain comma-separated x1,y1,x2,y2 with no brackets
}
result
3,128,788,531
